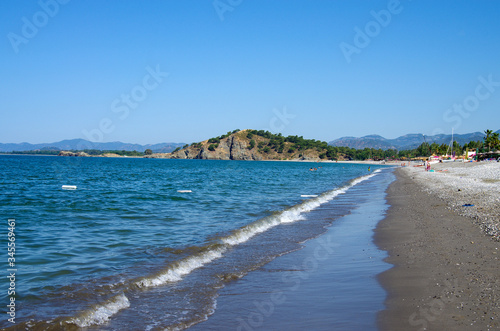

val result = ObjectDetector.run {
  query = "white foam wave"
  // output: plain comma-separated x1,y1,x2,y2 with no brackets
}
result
140,173,378,287
220,173,379,246
136,247,226,288
222,217,281,246
67,293,130,327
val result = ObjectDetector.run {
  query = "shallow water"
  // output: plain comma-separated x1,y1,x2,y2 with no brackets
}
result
191,169,395,330
0,155,390,329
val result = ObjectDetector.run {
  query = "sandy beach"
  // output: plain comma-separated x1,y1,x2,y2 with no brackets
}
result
376,161,500,330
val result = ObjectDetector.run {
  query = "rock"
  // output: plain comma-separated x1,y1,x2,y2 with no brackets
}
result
230,137,262,160
58,151,89,157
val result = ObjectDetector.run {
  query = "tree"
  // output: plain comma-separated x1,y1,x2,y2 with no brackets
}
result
484,129,494,151
144,149,153,155
248,139,255,150
490,132,500,150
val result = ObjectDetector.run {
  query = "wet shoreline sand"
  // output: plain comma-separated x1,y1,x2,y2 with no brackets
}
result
375,162,500,330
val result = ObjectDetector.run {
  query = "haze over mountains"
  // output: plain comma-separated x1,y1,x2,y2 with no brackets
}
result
0,130,497,153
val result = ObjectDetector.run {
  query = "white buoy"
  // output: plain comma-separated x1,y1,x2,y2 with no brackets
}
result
301,194,318,198
62,185,77,190
177,190,192,193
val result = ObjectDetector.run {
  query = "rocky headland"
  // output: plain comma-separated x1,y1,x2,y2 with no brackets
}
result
145,129,337,161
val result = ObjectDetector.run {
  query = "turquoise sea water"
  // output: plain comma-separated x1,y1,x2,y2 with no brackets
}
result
0,155,391,329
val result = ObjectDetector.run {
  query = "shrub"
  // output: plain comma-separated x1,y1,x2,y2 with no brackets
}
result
248,139,256,150
208,138,220,144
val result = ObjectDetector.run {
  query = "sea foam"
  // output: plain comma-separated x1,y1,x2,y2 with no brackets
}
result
67,293,130,327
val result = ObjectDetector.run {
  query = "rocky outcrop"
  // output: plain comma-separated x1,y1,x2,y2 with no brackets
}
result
168,147,200,159
229,137,262,160
200,137,232,160
58,151,90,157
163,135,265,160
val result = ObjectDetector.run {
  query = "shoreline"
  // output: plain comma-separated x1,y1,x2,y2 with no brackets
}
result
375,166,500,330
189,168,395,330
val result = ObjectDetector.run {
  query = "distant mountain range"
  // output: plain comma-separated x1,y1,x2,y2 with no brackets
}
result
0,139,185,153
329,130,499,150
2,129,498,153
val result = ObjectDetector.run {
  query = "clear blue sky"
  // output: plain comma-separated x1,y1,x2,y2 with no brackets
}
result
2,0,500,144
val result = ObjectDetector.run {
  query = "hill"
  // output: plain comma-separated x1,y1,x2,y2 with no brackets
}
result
147,129,342,161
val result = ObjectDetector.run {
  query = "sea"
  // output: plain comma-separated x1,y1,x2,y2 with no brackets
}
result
0,155,395,330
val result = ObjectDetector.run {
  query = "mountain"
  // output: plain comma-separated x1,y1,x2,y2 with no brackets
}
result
329,131,494,150
0,139,185,153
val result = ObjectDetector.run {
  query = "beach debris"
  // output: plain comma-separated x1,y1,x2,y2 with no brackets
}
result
462,204,474,207
62,185,77,190
177,190,192,193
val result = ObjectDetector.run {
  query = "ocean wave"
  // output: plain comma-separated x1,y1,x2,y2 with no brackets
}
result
135,246,227,288
66,293,130,327
222,172,375,245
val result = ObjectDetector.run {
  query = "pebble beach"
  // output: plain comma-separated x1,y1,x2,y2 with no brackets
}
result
405,161,500,240
376,161,500,330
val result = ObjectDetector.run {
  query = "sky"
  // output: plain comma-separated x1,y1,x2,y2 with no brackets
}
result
2,0,500,145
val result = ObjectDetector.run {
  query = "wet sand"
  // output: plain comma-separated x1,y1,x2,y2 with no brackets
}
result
375,166,500,330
